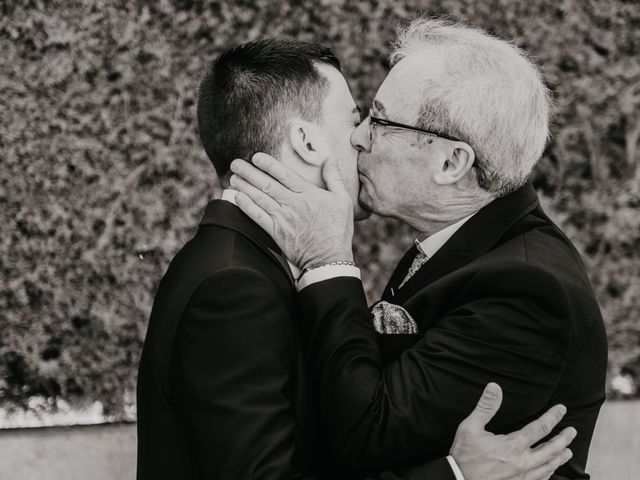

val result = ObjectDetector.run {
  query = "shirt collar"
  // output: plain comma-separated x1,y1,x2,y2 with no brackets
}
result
221,189,301,279
417,213,476,259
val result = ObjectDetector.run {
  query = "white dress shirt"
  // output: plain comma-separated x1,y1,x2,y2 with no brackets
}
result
416,213,475,260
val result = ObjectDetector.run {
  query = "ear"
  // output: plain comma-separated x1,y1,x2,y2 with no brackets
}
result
433,142,476,186
288,120,329,167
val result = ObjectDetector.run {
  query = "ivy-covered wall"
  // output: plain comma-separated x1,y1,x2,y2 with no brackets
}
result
2,0,639,416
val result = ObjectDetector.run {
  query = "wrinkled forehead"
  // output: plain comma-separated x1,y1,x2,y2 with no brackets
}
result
375,50,447,122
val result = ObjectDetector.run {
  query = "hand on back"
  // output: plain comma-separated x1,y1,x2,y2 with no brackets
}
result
452,383,576,480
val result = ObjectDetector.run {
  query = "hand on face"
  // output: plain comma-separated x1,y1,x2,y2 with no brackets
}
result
451,383,576,480
230,152,355,270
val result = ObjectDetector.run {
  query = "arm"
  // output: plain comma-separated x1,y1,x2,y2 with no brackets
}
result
227,154,576,479
168,265,482,480
375,458,457,480
370,383,575,480
297,264,573,471
172,267,302,480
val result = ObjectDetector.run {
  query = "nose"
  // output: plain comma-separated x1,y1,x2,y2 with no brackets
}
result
351,120,371,153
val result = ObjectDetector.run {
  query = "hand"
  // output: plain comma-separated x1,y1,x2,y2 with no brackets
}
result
229,153,355,270
451,383,576,480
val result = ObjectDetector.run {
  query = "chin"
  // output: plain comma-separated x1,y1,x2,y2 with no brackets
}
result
356,191,374,220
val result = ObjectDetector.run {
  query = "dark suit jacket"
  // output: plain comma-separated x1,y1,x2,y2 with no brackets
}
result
136,200,457,480
297,183,608,479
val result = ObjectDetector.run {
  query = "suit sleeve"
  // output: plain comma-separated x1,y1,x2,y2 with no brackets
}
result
298,262,573,472
172,267,304,480
374,457,457,480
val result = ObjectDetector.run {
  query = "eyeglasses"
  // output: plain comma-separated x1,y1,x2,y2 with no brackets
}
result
368,114,463,144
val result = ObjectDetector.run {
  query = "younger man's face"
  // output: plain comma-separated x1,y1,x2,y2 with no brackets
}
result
315,64,370,221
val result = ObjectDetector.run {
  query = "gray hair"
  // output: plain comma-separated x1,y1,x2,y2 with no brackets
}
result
390,17,552,197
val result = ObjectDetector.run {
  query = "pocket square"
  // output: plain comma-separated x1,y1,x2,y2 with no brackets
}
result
372,301,418,334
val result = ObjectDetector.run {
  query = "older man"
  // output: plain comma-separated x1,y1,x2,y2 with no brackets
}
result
230,19,607,480
138,37,575,480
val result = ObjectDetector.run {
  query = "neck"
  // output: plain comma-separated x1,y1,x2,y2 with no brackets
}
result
407,190,492,239
411,213,471,239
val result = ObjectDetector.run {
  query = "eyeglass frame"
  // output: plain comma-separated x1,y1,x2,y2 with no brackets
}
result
367,113,464,144
365,112,479,169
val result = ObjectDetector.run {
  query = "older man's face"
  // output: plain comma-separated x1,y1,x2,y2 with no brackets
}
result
350,51,451,220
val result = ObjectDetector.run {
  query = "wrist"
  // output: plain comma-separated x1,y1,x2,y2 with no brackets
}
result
302,252,354,271
301,259,356,275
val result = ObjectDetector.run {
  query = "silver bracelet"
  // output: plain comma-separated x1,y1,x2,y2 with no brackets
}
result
301,260,357,276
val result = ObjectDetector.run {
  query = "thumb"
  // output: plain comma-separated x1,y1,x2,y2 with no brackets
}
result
322,158,347,197
465,382,503,431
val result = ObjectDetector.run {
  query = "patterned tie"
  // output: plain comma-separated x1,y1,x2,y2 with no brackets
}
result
398,241,429,289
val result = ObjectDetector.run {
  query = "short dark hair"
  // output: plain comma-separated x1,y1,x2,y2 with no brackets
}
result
197,38,341,181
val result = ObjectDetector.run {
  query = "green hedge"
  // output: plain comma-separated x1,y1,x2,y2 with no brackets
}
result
2,0,639,416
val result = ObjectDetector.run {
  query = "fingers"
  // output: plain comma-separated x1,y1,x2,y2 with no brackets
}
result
322,157,348,198
251,153,308,193
460,383,503,432
524,448,573,480
229,173,281,213
527,426,577,470
230,158,290,203
508,404,567,448
234,191,275,238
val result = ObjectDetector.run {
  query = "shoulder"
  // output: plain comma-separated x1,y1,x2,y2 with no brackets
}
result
190,266,289,305
477,217,592,295
448,260,574,352
165,225,291,292
464,259,570,309
178,266,297,347
149,226,294,337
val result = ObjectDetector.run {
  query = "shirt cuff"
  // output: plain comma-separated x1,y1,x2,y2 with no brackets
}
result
296,264,361,291
446,455,465,480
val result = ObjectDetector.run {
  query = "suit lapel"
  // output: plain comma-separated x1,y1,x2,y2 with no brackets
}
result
199,200,296,287
390,183,541,304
